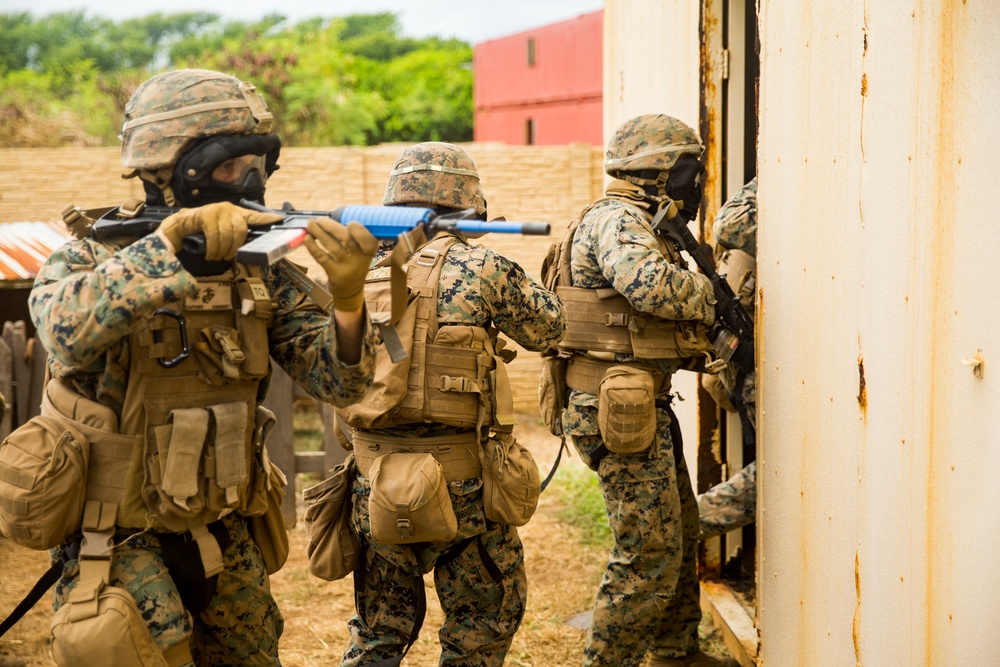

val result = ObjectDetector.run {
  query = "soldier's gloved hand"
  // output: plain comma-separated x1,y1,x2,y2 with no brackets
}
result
157,201,283,261
303,218,378,312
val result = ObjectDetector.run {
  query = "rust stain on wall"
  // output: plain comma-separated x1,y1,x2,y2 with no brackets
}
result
857,354,867,415
853,549,862,662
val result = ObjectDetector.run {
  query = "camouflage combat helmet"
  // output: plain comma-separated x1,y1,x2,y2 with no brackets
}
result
383,142,487,216
120,69,272,172
604,114,704,177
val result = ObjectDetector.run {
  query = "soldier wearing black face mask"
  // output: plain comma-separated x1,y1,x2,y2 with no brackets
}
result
543,114,736,667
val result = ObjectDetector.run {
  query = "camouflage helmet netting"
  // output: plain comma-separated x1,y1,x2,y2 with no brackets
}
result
383,142,486,215
120,69,273,171
604,114,705,176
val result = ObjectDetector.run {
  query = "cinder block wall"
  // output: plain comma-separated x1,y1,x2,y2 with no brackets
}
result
0,143,605,413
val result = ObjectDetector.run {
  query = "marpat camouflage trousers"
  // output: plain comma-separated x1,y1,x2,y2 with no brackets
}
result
342,474,526,667
572,409,702,667
698,460,757,538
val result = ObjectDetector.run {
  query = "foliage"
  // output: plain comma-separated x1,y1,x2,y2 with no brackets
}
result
0,10,473,148
549,460,613,548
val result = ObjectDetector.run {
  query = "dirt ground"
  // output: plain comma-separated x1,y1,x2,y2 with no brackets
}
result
0,414,732,666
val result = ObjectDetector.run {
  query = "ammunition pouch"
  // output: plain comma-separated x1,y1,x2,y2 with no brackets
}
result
480,433,540,526
303,454,360,581
597,366,658,455
368,451,458,545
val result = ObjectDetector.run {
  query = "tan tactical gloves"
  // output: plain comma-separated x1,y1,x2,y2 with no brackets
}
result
157,201,283,261
303,218,378,312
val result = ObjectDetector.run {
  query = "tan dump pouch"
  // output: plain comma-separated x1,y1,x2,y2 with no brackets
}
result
368,452,458,545
303,454,360,581
537,354,569,437
480,433,540,526
50,583,191,667
556,286,713,360
0,380,133,550
352,431,482,483
597,365,658,455
245,406,288,575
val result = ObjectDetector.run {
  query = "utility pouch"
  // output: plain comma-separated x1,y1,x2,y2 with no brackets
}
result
480,433,540,526
368,452,457,545
0,415,89,550
537,353,569,437
303,455,360,581
246,453,288,575
597,366,657,454
50,584,172,667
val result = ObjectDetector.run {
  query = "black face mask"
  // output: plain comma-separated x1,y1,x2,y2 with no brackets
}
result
171,133,281,208
665,154,705,224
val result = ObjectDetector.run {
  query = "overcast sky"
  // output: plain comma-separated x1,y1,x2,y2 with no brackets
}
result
2,0,604,43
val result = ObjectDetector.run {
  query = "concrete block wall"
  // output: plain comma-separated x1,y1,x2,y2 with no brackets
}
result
1,143,604,413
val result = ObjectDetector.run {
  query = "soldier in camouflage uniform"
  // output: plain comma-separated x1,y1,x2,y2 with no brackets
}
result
337,142,566,667
698,178,758,537
556,115,737,667
29,69,377,666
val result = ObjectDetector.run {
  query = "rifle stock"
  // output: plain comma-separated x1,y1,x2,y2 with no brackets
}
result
650,207,755,379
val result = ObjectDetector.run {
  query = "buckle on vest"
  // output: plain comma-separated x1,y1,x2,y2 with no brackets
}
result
605,312,629,327
416,248,440,267
441,376,476,393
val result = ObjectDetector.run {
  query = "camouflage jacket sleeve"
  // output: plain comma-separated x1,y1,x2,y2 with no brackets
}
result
437,244,566,352
577,200,715,325
30,234,199,370
264,265,375,407
712,177,757,255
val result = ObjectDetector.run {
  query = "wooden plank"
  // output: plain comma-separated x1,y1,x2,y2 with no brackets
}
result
0,336,11,439
3,321,30,428
261,363,297,528
294,450,327,475
700,580,759,667
26,337,47,420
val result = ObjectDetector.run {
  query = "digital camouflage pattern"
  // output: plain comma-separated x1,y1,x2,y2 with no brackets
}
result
52,515,283,666
383,142,487,216
561,188,713,665
121,69,271,171
341,144,565,665
712,177,758,256
698,461,757,539
343,475,527,667
698,177,759,537
604,114,704,176
30,233,375,415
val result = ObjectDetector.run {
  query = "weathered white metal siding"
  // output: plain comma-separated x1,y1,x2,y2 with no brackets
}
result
603,0,707,480
758,2,1000,666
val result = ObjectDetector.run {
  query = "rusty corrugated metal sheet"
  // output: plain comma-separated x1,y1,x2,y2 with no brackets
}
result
0,221,72,281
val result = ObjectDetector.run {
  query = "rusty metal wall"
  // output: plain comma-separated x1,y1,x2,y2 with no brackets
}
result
757,1,1000,665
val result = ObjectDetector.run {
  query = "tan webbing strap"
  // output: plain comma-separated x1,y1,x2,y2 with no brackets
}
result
68,530,115,621
275,259,334,312
210,402,249,507
391,226,430,324
352,431,481,482
189,524,224,578
162,408,209,511
565,355,670,396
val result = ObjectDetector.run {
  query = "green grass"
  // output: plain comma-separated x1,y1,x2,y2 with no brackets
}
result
547,461,613,548
292,406,324,452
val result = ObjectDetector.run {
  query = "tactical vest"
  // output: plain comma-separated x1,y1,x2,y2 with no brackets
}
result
337,234,516,438
115,262,275,532
542,197,713,368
